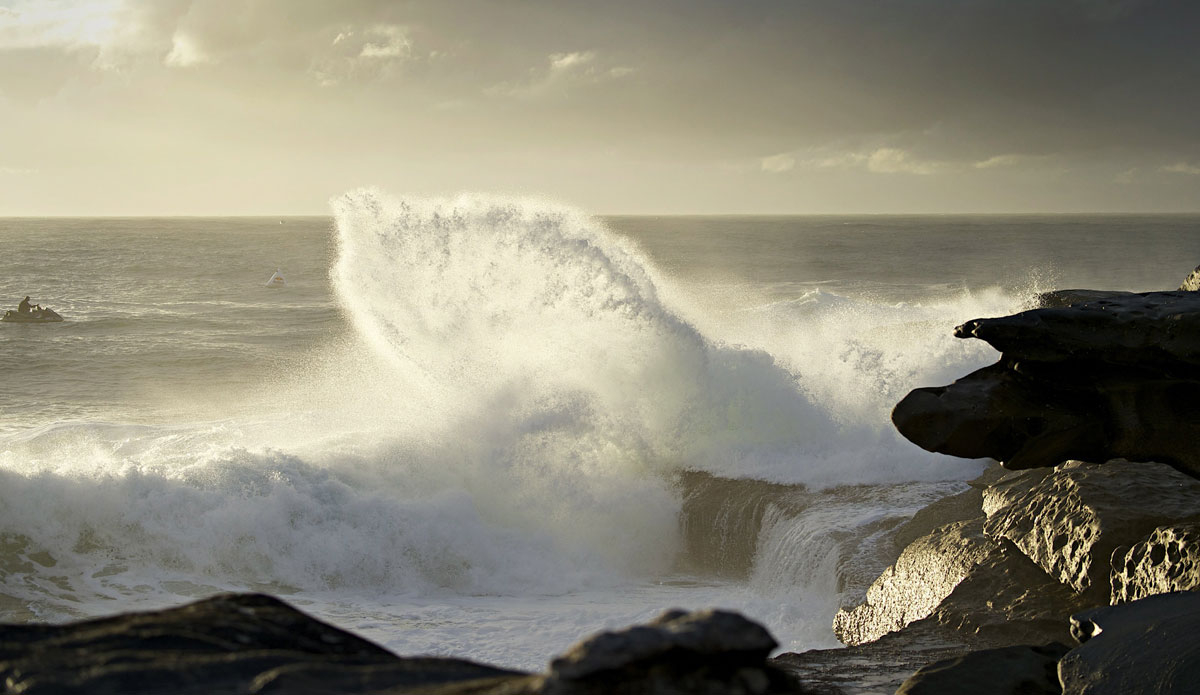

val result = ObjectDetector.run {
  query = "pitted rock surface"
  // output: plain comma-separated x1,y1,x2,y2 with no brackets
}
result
1111,522,1200,604
982,460,1200,602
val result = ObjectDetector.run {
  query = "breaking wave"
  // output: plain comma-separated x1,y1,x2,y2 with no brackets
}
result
0,192,1023,636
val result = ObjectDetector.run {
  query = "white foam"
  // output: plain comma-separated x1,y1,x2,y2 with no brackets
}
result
0,193,1041,661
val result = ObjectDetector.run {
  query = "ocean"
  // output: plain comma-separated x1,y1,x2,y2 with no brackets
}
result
1,192,1197,671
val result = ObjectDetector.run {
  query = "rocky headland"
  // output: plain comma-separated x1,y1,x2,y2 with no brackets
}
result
795,267,1200,694
10,269,1200,693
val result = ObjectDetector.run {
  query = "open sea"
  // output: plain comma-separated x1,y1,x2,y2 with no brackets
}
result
1,191,1198,670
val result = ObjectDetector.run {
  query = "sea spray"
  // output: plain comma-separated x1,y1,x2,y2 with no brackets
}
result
0,201,1051,666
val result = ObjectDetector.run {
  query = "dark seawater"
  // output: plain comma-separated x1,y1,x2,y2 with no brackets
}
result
0,202,1197,669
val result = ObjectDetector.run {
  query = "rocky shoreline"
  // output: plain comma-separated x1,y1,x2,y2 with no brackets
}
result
8,270,1200,693
801,267,1200,694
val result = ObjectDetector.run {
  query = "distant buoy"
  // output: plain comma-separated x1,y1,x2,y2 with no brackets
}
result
266,270,286,287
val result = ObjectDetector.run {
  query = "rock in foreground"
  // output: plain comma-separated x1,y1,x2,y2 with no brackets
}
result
0,594,806,695
1059,592,1200,695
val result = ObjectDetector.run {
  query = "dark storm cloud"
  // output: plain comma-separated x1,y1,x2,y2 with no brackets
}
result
569,0,1200,164
1,0,1196,213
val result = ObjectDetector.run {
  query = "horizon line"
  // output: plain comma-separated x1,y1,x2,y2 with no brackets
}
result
2,210,1200,219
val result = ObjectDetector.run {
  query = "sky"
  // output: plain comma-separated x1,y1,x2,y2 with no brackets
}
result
0,0,1198,215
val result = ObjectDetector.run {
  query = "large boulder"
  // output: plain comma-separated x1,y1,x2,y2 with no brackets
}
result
891,362,1110,470
544,608,801,695
982,461,1200,603
1059,592,1200,695
834,517,1088,647
0,595,805,695
892,292,1200,476
833,520,995,646
1111,522,1200,604
0,593,529,695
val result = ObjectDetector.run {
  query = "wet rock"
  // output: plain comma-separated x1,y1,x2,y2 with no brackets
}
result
1059,592,1200,695
929,538,1091,646
888,464,1007,555
834,517,1087,648
544,608,802,695
833,520,995,646
1111,522,1200,603
982,460,1200,603
895,642,1070,695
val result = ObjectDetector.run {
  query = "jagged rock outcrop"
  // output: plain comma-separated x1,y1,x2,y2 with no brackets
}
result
892,291,1200,476
853,269,1200,693
1180,264,1200,291
981,460,1200,603
1058,592,1200,695
894,642,1070,695
833,517,1089,647
0,594,806,695
1111,522,1200,603
834,520,995,646
954,291,1200,368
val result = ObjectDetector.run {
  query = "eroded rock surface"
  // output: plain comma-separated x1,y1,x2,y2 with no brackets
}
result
833,515,1088,648
1059,592,1200,695
1111,522,1200,603
833,520,995,646
982,460,1200,602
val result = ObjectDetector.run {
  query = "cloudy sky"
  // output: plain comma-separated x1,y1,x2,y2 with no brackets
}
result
1,0,1197,214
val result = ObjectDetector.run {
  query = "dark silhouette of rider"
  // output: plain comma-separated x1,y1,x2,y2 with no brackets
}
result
17,296,32,314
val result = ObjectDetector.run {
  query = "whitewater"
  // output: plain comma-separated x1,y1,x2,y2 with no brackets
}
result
1,195,1196,670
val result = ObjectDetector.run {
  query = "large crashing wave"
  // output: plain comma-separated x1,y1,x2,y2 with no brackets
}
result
0,192,1013,620
330,189,840,482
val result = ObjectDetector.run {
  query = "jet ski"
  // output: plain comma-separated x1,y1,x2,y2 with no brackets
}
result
2,307,64,323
